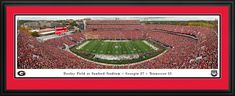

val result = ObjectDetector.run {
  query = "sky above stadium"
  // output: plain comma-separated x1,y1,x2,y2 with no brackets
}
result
17,15,219,21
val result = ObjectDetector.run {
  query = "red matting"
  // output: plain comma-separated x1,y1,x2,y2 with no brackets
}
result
6,6,230,90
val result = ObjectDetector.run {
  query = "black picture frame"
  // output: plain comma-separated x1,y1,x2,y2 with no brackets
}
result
0,0,234,96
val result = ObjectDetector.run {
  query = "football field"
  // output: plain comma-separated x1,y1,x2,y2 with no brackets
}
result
70,39,166,64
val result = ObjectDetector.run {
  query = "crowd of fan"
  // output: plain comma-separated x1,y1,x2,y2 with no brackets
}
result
17,24,218,69
86,25,143,31
84,20,147,39
84,30,145,39
129,25,218,69
18,31,108,69
86,20,141,25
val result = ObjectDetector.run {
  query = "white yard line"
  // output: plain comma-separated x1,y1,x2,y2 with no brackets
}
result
76,41,90,49
143,40,159,50
103,40,130,42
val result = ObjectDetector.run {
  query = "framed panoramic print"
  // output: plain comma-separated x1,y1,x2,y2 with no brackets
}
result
0,0,234,96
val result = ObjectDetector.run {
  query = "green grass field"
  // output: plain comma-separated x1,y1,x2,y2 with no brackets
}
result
78,40,155,55
70,39,166,64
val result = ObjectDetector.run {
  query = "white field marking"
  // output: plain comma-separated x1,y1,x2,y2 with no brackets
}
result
103,40,130,42
66,48,169,66
76,41,90,50
93,54,140,61
143,40,159,50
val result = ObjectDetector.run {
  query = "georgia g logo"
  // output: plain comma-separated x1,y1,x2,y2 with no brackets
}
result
18,71,26,76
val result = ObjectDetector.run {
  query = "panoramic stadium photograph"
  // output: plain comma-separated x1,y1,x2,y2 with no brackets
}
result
16,15,219,69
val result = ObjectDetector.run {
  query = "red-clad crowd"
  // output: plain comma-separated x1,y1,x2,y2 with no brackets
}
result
86,25,143,31
86,20,141,25
17,23,218,69
85,20,146,39
84,30,145,39
129,25,218,69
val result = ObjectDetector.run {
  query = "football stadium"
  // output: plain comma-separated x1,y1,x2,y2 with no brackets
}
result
17,17,218,69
